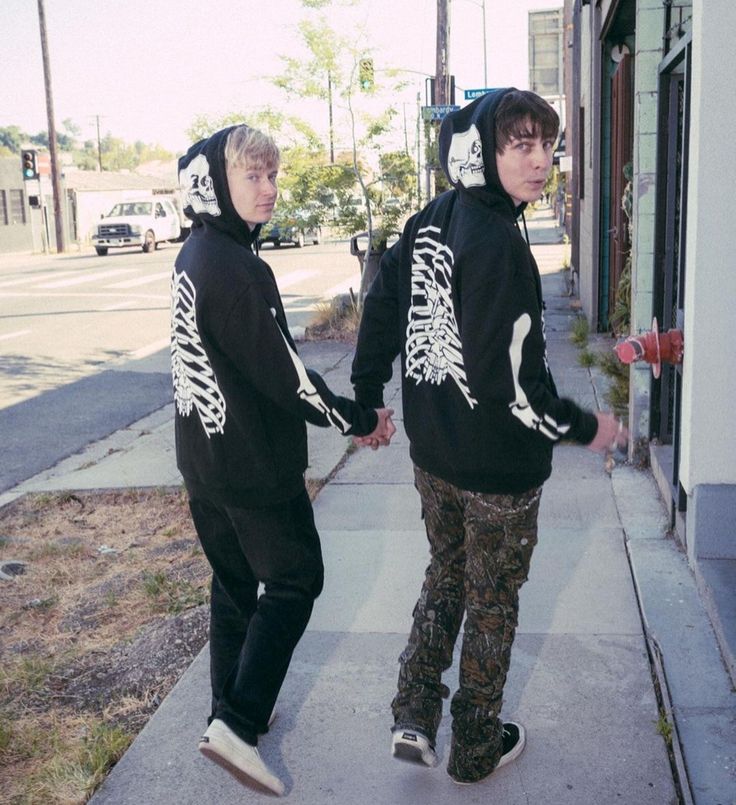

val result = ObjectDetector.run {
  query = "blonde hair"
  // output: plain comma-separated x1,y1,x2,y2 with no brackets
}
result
224,125,280,171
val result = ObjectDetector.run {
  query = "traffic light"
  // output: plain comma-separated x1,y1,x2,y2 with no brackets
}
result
21,149,39,181
358,58,374,91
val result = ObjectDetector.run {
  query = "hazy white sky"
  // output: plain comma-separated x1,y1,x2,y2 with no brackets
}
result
1,0,562,155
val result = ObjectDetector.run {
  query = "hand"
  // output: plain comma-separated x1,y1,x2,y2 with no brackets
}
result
353,407,395,450
587,412,629,454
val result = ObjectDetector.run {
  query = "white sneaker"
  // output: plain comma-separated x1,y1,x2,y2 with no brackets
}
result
198,718,285,796
391,727,438,767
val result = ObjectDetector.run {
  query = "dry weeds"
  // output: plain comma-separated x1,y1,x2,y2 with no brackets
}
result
0,488,210,804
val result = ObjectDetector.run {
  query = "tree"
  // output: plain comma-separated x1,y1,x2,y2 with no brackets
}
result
185,109,350,231
272,0,415,299
0,125,28,153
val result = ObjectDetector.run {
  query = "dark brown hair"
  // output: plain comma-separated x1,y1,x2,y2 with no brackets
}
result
494,90,560,153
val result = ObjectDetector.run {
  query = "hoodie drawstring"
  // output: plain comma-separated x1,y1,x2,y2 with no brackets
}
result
521,210,530,246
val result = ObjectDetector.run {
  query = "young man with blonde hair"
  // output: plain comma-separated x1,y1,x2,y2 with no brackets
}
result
172,125,394,795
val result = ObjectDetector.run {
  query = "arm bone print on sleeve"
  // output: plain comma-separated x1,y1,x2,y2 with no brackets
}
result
170,271,227,437
508,313,570,441
270,309,351,433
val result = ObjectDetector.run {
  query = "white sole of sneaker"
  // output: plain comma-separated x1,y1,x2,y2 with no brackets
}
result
496,722,526,770
391,731,438,767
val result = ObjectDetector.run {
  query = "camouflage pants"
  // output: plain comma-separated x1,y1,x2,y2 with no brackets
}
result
392,465,541,783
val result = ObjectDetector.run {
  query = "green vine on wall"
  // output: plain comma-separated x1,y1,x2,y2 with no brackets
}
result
609,162,633,337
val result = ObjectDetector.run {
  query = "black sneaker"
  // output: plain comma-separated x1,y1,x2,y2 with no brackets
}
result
496,721,526,770
450,721,526,785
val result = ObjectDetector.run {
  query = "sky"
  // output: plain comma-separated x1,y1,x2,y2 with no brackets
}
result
1,0,563,156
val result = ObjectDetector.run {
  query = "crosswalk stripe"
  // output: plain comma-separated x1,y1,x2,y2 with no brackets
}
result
0,270,77,288
275,269,319,290
37,268,137,289
0,329,31,342
106,270,172,289
128,337,171,360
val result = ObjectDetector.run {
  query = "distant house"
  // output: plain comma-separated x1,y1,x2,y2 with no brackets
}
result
0,157,179,254
64,165,178,246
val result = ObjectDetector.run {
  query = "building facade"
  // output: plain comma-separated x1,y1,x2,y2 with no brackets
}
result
566,0,735,683
0,157,178,254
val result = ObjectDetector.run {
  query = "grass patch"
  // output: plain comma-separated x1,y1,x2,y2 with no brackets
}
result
597,349,630,416
32,720,132,802
0,488,211,801
306,293,361,341
569,315,589,347
577,349,597,368
0,655,56,700
4,716,133,804
656,710,673,748
141,570,208,615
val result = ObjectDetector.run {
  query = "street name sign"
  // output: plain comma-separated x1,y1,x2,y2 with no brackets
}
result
421,104,461,121
464,88,496,100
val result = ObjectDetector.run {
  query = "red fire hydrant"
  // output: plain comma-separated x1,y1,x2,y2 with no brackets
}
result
614,317,684,378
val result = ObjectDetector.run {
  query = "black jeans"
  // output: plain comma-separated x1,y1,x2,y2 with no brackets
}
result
188,487,324,746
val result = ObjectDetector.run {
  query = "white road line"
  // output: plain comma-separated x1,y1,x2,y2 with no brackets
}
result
0,329,31,342
129,337,170,360
37,268,137,289
0,270,77,288
106,270,172,289
275,269,319,290
322,276,361,298
0,291,169,302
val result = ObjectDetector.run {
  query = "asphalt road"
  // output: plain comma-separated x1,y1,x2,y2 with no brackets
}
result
0,237,361,492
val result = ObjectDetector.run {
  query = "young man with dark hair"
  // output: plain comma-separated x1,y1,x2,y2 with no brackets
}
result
351,89,626,785
172,124,394,796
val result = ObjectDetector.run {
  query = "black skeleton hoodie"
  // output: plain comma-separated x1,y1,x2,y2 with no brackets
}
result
171,126,378,506
351,89,598,494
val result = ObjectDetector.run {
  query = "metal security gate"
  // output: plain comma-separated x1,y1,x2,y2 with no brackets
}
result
652,34,691,512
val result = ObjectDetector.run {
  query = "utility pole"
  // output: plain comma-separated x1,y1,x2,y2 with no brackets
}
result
327,71,335,163
96,115,104,171
37,0,66,253
431,0,451,194
481,0,487,87
435,0,451,105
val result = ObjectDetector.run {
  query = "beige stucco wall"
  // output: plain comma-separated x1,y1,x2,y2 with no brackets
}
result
679,0,736,490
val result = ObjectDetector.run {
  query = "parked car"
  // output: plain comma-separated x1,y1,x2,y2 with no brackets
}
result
258,216,321,249
91,199,181,256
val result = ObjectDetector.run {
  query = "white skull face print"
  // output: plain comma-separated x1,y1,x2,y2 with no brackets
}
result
405,226,478,408
179,154,221,217
447,124,485,189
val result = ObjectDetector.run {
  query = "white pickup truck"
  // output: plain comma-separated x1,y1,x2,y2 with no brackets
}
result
91,198,181,256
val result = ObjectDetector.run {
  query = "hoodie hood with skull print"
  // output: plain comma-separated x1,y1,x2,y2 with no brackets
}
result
351,88,598,494
172,127,378,507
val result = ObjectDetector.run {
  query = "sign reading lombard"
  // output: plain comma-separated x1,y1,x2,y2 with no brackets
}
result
421,104,461,121
464,88,500,100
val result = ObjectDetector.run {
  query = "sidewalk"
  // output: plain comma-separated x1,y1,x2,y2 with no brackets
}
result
6,208,732,803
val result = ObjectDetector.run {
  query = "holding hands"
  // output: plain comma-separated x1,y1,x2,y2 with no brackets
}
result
354,408,396,451
587,411,629,454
